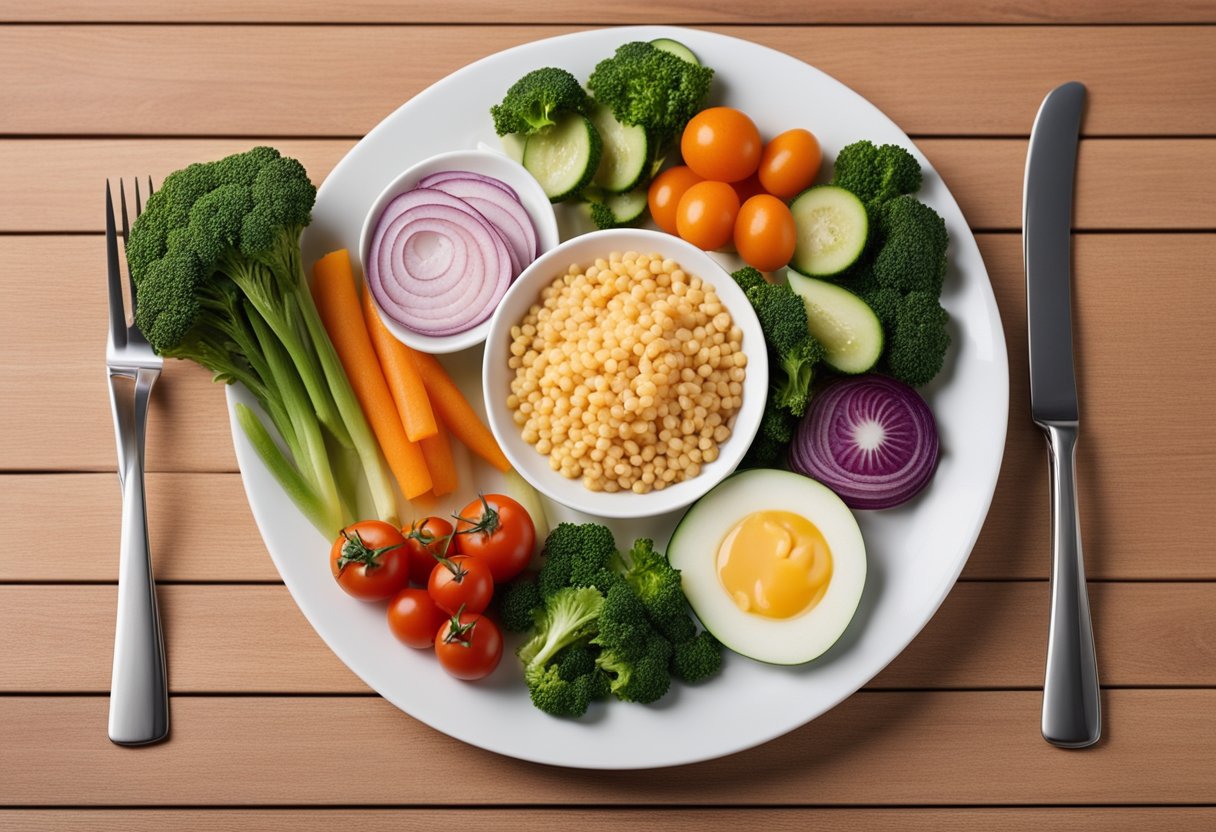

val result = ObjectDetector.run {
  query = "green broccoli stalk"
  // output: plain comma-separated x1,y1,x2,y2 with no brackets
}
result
587,41,714,178
831,140,922,209
128,147,397,533
490,67,591,136
745,281,828,418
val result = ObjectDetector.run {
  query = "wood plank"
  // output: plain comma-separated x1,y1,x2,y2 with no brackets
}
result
1,690,1213,804
5,138,1213,233
4,808,1215,832
3,0,1213,24
0,27,1213,137
2,582,1213,693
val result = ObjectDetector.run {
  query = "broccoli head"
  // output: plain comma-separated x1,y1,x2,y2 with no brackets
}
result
490,67,590,136
871,195,948,296
537,522,621,598
671,630,723,684
497,577,542,633
596,633,673,704
745,281,827,418
730,265,768,295
524,663,609,718
594,582,656,655
831,140,922,208
587,41,713,173
612,539,685,624
518,586,604,669
881,291,951,386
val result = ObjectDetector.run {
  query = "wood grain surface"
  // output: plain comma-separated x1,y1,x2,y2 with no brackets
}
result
1,4,1212,828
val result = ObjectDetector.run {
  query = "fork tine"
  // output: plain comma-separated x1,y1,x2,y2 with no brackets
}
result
105,180,127,349
124,179,144,335
134,177,143,218
119,180,131,246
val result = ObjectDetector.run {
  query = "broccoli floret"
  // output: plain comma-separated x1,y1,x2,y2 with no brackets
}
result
831,140,922,208
671,630,723,684
128,147,399,535
587,41,714,176
871,195,948,296
490,67,590,136
497,578,542,633
596,633,673,704
745,282,827,417
610,538,699,642
518,586,604,669
537,522,621,598
730,265,768,295
882,291,951,386
555,643,599,681
594,582,655,654
524,663,609,718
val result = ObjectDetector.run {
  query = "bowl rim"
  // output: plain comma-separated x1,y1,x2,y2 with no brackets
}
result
481,227,769,519
357,148,560,354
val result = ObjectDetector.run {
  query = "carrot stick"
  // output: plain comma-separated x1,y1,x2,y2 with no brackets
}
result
419,417,458,497
410,350,512,473
361,284,439,442
312,249,432,499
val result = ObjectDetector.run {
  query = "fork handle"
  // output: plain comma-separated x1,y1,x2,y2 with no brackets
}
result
1039,421,1101,748
108,369,169,745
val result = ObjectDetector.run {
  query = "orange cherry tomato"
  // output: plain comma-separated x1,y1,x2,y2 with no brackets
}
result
734,194,797,272
680,107,762,183
731,173,765,205
648,166,703,235
757,128,822,199
676,181,740,251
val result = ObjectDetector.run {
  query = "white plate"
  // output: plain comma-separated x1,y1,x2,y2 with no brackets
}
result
227,25,1008,770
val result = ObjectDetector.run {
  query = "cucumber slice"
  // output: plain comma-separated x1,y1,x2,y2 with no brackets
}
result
499,132,526,164
589,104,649,193
789,185,869,278
583,187,649,229
787,271,884,374
650,37,700,65
522,113,602,202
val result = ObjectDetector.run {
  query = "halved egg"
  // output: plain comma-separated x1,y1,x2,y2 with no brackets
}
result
668,468,867,665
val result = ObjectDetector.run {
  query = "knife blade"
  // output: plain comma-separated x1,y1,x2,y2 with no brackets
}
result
1023,81,1101,749
1024,81,1085,424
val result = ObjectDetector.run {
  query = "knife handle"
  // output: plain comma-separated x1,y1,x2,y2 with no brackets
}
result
1039,421,1101,748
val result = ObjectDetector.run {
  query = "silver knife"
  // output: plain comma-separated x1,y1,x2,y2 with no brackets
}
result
1024,81,1101,748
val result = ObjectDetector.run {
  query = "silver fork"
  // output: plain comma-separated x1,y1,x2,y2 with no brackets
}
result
105,178,169,746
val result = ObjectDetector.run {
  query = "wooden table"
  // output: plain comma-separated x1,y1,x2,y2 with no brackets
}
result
2,2,1214,829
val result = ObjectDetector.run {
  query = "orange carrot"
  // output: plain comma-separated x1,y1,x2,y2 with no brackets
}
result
419,417,458,497
361,284,438,442
410,350,512,473
312,249,432,499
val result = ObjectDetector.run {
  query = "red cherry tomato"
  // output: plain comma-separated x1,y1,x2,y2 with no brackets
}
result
453,494,535,583
428,555,494,615
734,194,798,272
647,166,703,235
329,521,409,602
434,611,503,681
757,128,822,199
676,180,740,251
386,587,448,649
680,107,763,183
403,516,455,585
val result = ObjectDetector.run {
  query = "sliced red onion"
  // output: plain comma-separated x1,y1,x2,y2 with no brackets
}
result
367,188,511,336
789,374,939,510
422,177,537,264
416,170,520,201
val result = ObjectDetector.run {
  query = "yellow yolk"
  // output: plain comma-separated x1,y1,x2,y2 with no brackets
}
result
716,510,833,618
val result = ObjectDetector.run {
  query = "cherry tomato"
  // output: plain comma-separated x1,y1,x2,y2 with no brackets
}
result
647,166,703,235
731,173,766,205
428,555,494,615
387,587,448,649
680,107,762,183
435,611,503,681
734,194,798,272
757,128,822,199
403,516,455,586
329,521,409,602
453,494,535,582
676,180,740,251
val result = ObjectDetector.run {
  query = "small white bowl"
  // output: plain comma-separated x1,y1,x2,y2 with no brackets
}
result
483,228,769,519
358,150,560,354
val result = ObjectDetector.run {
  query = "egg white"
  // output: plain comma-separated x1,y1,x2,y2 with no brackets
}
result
669,468,867,665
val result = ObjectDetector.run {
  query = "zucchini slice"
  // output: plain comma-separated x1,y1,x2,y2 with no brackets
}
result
650,38,700,65
589,104,649,193
522,113,602,202
583,187,648,229
789,185,869,278
787,271,884,374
